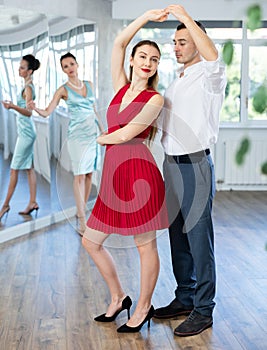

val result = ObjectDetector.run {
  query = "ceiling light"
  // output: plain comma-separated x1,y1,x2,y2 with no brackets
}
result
11,15,19,25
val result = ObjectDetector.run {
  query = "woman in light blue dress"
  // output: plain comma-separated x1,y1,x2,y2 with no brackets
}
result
0,54,40,221
28,52,103,236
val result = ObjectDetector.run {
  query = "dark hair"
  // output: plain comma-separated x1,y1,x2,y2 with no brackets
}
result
23,54,40,72
177,20,207,34
129,40,161,90
60,52,77,66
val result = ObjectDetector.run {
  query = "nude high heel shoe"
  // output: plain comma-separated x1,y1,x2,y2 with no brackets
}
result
76,215,87,237
0,205,10,221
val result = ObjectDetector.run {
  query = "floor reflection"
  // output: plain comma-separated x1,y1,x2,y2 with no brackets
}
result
0,148,51,230
50,156,97,213
0,150,98,234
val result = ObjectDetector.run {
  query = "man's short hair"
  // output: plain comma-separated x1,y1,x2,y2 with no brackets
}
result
176,21,207,33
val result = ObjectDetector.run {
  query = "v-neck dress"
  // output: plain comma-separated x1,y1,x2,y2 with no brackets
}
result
64,81,100,175
11,84,36,170
86,83,169,235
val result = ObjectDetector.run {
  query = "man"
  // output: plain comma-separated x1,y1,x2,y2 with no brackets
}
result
154,5,227,337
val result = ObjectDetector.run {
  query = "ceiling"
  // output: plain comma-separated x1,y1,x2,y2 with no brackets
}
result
0,6,45,34
1,1,266,36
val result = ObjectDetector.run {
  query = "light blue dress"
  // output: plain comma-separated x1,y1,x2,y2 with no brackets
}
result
11,84,36,170
64,81,100,175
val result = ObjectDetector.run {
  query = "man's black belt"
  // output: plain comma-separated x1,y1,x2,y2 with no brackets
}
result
167,149,210,164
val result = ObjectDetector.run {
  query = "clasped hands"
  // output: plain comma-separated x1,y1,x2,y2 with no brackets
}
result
27,100,36,110
146,4,189,24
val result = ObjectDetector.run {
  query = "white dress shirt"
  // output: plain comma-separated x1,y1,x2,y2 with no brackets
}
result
157,58,227,155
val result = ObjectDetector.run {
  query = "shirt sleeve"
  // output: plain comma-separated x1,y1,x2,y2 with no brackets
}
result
202,57,227,95
155,108,164,130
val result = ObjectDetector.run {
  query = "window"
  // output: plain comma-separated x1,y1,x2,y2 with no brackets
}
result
248,46,267,121
134,21,267,125
206,27,243,123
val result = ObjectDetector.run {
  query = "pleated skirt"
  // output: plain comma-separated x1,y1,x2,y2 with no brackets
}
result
86,142,169,235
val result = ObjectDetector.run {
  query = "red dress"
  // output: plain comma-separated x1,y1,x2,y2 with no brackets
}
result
87,84,169,235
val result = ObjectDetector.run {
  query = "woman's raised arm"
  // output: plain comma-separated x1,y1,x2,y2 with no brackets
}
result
27,86,65,118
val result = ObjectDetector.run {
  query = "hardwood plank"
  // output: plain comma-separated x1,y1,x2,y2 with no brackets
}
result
0,242,19,297
200,310,245,350
217,297,267,350
32,318,66,350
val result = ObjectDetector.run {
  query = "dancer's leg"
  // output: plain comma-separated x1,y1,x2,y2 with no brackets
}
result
2,169,19,206
126,230,159,327
82,228,126,316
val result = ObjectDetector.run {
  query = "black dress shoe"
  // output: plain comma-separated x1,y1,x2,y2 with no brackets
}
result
153,299,193,319
174,310,213,336
117,305,154,333
94,296,132,322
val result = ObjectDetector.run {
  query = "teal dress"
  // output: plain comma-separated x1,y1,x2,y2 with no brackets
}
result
11,84,36,170
64,81,100,175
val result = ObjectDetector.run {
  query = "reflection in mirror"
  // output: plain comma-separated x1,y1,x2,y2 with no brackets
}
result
0,6,50,233
47,21,100,235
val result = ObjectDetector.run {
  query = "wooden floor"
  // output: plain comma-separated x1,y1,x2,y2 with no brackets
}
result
0,191,267,350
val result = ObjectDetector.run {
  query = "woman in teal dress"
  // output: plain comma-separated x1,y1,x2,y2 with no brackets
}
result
0,54,40,221
28,52,103,236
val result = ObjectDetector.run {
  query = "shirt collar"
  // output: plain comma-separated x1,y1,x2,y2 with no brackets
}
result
177,61,203,77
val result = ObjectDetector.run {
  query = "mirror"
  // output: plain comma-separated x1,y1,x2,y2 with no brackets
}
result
47,17,100,231
0,6,50,236
0,8,100,241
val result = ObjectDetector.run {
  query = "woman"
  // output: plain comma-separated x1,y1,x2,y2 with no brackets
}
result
28,52,103,236
82,9,169,333
0,54,40,221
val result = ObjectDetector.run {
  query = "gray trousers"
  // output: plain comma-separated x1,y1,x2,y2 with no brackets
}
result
163,153,216,317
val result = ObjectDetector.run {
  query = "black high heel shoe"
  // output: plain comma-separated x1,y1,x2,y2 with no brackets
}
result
117,305,154,333
18,202,39,217
94,296,132,322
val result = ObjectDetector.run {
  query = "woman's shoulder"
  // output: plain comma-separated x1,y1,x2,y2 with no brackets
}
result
146,87,160,94
56,85,67,93
25,83,34,88
55,85,68,100
145,88,162,98
24,83,35,92
144,89,164,105
83,80,94,89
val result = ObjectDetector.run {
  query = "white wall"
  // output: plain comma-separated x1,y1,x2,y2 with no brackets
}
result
215,127,267,190
0,15,48,45
113,0,267,20
1,0,111,24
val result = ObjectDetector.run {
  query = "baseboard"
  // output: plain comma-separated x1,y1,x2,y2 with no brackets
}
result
0,200,95,244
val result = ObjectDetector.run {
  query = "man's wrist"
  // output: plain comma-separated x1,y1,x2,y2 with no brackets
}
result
182,16,194,28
